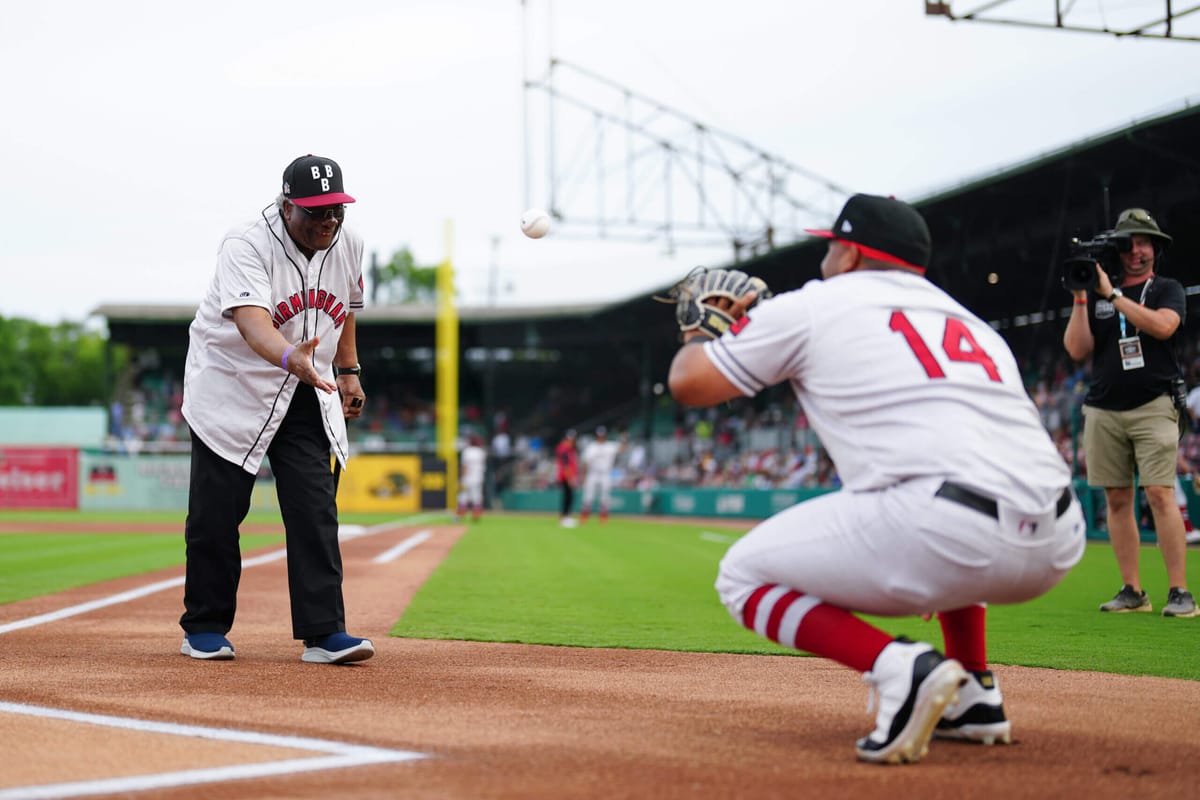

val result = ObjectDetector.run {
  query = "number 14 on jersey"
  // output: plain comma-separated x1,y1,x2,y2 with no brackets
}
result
889,310,1001,382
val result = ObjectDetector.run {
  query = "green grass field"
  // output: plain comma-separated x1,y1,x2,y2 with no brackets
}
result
2,510,1197,680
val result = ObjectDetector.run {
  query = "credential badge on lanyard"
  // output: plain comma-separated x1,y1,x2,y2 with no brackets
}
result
1117,279,1153,371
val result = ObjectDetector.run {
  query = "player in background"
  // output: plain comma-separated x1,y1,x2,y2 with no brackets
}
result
1176,445,1200,545
458,434,488,522
556,429,579,527
667,194,1085,764
579,426,623,524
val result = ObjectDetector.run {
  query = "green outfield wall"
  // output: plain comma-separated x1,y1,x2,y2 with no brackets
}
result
500,478,1139,543
0,407,106,446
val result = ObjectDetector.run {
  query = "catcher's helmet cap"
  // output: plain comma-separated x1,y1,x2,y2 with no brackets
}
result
1113,208,1171,249
282,154,357,207
805,194,931,271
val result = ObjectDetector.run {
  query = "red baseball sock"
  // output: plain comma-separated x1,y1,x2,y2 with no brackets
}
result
937,604,987,673
741,584,893,672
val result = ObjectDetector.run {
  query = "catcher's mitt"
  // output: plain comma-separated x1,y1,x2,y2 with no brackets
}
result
654,266,771,339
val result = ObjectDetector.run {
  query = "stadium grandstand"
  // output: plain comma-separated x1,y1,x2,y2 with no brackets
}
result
95,102,1200,503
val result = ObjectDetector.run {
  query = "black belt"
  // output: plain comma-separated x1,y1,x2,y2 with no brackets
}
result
935,481,1073,520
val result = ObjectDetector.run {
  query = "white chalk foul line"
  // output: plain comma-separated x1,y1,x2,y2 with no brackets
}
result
0,518,445,636
699,531,736,544
0,701,428,800
372,530,433,564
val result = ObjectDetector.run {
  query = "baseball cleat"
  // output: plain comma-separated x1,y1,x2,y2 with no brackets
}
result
935,669,1012,745
301,632,375,664
856,638,968,765
180,633,235,661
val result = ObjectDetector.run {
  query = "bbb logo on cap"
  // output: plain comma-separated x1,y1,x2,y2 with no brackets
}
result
308,163,335,193
281,154,357,207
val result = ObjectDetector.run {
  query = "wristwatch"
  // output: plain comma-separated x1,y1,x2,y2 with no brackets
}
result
335,364,362,377
1107,287,1123,302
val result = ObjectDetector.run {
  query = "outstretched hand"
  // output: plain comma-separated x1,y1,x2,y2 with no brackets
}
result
286,336,337,394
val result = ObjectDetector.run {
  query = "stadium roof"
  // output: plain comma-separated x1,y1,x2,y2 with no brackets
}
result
702,100,1200,361
99,101,1200,365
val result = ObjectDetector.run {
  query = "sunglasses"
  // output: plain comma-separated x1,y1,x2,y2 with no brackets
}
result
291,203,346,222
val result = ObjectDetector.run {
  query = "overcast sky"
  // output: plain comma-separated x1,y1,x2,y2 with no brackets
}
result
4,1,1198,324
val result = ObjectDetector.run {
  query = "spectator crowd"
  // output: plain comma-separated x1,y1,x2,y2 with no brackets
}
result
105,332,1200,505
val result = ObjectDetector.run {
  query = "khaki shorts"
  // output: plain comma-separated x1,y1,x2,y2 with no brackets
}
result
1082,394,1179,487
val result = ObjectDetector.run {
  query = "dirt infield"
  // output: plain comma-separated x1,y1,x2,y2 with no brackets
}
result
1,519,1196,799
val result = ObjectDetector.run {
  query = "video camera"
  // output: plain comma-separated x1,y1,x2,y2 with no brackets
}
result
1062,230,1131,291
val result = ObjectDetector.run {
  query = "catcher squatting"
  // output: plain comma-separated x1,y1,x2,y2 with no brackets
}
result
661,193,1086,765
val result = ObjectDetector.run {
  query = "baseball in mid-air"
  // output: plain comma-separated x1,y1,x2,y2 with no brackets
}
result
520,208,552,239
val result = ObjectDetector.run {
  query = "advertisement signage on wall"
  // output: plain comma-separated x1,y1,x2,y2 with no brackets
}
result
334,454,423,513
0,448,79,509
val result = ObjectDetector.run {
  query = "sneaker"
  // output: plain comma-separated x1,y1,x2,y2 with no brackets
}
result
560,517,578,528
856,638,968,765
180,633,235,661
1186,531,1200,545
301,632,375,664
1099,584,1152,613
1162,587,1200,618
935,670,1012,745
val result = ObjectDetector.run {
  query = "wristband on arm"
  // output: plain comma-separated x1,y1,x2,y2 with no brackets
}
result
281,346,295,371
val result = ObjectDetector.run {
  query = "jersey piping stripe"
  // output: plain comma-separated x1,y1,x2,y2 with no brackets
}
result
322,398,349,465
240,376,293,471
708,338,765,395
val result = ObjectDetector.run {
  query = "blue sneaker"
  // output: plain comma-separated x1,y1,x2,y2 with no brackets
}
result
301,632,375,664
180,632,235,660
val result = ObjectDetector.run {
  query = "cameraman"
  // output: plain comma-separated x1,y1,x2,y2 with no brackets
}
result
1063,208,1197,618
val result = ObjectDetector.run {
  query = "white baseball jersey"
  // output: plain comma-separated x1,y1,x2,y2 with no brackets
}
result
461,445,487,487
1186,385,1200,423
710,269,1084,624
182,206,364,474
582,440,621,478
705,270,1069,512
581,439,621,504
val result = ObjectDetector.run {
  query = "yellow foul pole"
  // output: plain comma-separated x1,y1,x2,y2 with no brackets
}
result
436,219,459,511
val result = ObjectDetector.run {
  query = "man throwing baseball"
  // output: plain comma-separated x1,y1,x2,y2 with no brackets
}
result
666,194,1085,764
179,154,374,665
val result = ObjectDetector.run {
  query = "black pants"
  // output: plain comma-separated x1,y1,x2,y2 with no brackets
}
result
560,478,574,517
180,384,346,640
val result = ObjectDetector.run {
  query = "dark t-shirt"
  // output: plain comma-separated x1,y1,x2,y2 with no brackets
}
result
1084,275,1186,410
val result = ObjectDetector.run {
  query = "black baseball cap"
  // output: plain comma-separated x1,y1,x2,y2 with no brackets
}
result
282,154,356,207
805,193,931,272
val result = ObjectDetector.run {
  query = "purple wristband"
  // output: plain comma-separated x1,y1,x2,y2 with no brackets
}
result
281,346,295,371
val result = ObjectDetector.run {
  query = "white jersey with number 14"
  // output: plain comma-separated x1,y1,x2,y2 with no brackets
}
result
705,269,1068,512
